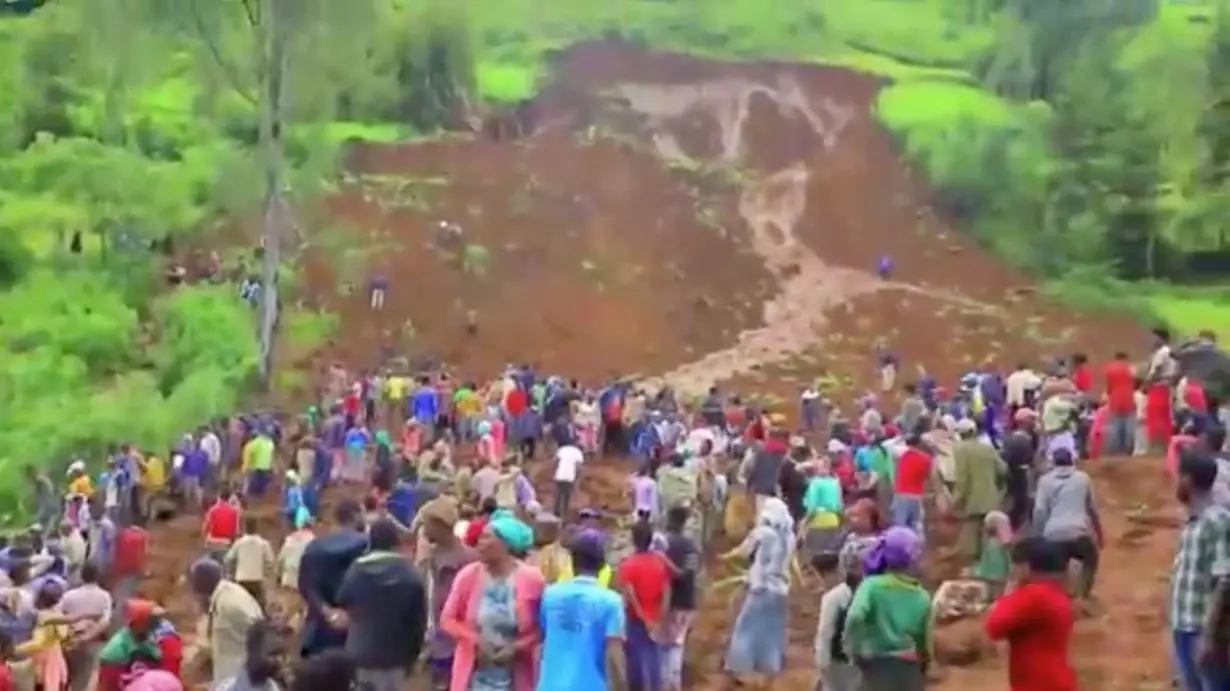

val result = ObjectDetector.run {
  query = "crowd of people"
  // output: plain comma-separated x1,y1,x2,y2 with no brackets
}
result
0,327,1225,691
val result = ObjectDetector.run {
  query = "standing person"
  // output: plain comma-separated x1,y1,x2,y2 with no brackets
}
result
341,423,371,485
1147,328,1178,453
208,620,281,691
814,558,861,691
659,506,699,691
1032,449,1102,605
419,499,477,691
276,511,316,590
94,601,179,691
412,377,440,432
225,518,275,611
628,466,659,525
439,512,544,691
842,527,931,691
552,443,583,519
111,518,149,621
335,519,428,691
1170,450,1230,690
240,430,275,499
84,503,116,582
199,425,224,494
950,420,1006,563
537,529,627,691
58,522,86,584
615,521,671,691
722,497,795,685
60,563,113,691
202,490,241,564
984,537,1076,691
297,501,368,658
1103,352,1138,456
890,434,933,535
742,429,789,514
188,559,264,681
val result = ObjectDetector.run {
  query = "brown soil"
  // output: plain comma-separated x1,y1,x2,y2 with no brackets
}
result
148,39,1174,691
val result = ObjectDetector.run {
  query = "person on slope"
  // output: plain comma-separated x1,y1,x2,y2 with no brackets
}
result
536,528,626,691
189,559,263,681
296,500,367,658
842,527,932,691
95,601,182,691
1032,449,1102,608
984,537,1076,691
722,497,795,684
950,419,1007,564
336,519,427,691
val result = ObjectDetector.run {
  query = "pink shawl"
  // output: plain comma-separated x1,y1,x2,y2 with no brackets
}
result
439,561,544,691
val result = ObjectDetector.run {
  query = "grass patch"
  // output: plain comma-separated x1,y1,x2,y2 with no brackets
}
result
876,81,1017,130
1149,290,1230,342
476,61,542,103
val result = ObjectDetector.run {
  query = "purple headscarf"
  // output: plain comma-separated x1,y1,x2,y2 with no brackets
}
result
863,526,923,575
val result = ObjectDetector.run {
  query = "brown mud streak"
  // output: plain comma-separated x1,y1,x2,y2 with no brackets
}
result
149,38,1166,690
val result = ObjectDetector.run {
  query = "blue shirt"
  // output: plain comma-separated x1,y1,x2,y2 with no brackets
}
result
411,386,438,422
344,427,369,450
537,576,625,691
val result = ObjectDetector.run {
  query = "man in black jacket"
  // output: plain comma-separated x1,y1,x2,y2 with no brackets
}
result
336,518,428,691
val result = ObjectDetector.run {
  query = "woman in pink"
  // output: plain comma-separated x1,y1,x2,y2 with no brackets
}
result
440,513,543,691
476,421,497,466
488,412,507,461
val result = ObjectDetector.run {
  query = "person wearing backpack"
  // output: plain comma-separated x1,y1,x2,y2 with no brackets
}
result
814,565,862,691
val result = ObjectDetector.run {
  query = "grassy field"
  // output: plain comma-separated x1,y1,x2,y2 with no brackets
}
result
1150,290,1230,342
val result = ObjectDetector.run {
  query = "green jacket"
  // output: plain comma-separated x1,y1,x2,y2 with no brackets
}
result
843,573,932,659
952,439,1005,516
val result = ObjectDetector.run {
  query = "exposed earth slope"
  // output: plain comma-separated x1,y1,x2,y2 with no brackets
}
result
150,39,1174,690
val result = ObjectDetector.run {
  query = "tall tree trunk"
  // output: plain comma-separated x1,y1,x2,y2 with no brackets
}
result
257,0,290,389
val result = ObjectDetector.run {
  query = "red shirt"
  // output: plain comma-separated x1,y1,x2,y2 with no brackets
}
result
985,579,1076,691
894,447,932,495
202,501,239,542
1103,360,1136,414
616,552,671,625
505,388,528,416
1184,379,1208,413
113,526,148,577
0,663,13,691
1071,365,1093,393
343,393,360,415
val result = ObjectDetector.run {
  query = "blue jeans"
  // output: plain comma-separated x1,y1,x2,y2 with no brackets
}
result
891,494,924,533
1173,629,1230,690
1105,413,1136,456
626,618,663,690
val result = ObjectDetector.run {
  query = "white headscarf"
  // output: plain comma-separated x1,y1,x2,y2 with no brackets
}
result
758,496,794,534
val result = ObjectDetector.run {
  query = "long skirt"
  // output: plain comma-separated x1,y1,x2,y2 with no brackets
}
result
724,589,788,676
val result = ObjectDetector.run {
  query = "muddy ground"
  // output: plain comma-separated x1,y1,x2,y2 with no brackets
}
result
154,39,1172,690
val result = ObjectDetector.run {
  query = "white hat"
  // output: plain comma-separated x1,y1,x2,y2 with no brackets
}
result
955,418,978,434
66,460,86,476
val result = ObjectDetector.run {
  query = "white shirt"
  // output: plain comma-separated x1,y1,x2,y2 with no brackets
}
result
554,445,584,483
201,432,223,466
1149,345,1177,379
1005,369,1042,407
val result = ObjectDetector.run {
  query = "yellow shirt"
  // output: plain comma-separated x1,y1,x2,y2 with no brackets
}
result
141,456,167,491
385,377,409,401
455,390,482,417
558,558,613,587
68,475,94,498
